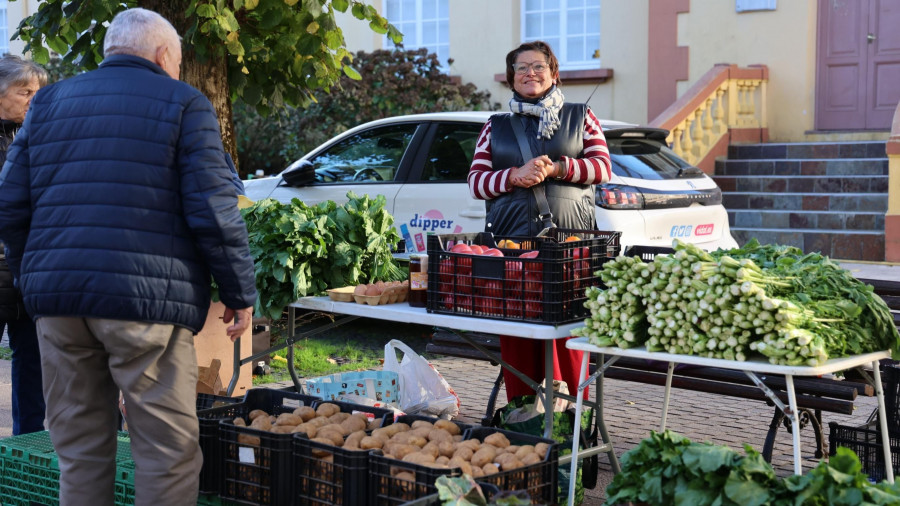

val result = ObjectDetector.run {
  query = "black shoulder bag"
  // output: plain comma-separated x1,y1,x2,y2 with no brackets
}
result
508,115,556,235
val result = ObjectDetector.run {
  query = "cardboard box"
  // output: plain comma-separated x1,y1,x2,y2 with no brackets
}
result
193,301,252,396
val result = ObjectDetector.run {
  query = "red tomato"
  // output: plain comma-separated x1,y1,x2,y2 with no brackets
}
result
439,258,454,285
482,248,504,257
450,243,472,254
505,298,524,318
469,244,485,255
525,300,542,319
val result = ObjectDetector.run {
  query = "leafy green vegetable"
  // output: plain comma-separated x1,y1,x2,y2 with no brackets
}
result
605,431,900,506
239,192,404,319
434,475,530,506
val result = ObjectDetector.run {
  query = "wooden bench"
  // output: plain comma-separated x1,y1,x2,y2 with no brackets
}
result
428,329,883,462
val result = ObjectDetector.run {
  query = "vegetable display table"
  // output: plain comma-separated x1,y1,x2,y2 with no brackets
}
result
274,297,620,470
563,336,894,506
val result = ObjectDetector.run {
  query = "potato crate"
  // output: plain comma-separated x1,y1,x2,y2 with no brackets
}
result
0,430,132,506
197,388,321,495
220,397,394,505
426,229,620,325
369,427,558,505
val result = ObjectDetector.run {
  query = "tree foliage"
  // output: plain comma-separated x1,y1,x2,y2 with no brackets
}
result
235,48,500,176
12,0,402,114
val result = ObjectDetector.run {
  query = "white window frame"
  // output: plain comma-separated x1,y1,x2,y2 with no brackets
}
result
0,0,9,56
384,0,450,70
736,0,776,13
520,0,601,70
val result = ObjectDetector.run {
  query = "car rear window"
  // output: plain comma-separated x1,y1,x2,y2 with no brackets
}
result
607,138,703,180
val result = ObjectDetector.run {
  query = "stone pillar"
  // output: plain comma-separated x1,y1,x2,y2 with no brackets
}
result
886,103,900,262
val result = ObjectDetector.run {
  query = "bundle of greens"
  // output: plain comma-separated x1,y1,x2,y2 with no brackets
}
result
572,239,900,365
239,192,405,319
605,430,900,506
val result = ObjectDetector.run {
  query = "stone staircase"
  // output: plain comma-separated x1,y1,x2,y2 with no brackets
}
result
713,141,889,261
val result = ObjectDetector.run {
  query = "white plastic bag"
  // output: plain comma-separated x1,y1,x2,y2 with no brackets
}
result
384,339,460,419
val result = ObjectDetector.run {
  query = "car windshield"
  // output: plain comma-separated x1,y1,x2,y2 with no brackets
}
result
607,138,702,180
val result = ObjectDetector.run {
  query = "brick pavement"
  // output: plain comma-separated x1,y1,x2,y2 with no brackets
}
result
272,354,882,505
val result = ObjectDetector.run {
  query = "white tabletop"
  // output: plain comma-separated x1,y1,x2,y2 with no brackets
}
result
291,297,581,340
566,337,891,376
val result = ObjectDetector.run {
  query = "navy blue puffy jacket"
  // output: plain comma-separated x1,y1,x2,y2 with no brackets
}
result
0,55,258,333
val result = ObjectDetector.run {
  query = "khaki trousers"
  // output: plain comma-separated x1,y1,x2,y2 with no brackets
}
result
37,317,201,506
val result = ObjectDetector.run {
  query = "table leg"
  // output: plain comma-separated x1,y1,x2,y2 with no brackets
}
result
785,375,802,475
544,340,554,440
568,351,591,506
872,360,895,483
660,361,675,432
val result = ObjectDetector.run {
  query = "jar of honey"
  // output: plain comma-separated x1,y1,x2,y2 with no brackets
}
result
408,254,428,307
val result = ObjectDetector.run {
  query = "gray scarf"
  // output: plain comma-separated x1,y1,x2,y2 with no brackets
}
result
508,86,565,140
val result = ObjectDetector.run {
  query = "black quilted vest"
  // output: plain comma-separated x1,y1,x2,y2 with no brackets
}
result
486,103,597,237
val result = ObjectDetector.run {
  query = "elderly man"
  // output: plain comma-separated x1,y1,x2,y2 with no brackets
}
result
0,8,257,505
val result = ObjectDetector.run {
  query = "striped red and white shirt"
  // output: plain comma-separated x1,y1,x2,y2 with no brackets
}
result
467,108,612,200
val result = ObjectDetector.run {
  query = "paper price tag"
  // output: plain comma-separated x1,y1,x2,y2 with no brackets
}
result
239,447,256,464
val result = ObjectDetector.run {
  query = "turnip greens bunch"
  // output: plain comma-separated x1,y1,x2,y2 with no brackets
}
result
572,239,900,366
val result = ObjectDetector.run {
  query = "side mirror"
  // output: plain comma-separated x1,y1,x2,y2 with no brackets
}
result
281,160,316,187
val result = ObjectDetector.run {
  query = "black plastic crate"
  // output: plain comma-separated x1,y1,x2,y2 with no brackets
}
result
829,421,900,483
623,244,675,261
293,433,369,506
881,365,899,432
463,428,559,505
197,392,244,412
200,388,321,496
369,426,558,505
427,228,620,324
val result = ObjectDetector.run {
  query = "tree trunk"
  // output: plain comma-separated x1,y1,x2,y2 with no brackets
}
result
140,0,240,173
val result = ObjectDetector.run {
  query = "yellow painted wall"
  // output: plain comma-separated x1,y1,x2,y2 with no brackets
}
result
5,0,41,57
677,0,818,141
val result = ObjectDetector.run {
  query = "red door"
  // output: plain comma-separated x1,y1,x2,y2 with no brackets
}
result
816,0,900,130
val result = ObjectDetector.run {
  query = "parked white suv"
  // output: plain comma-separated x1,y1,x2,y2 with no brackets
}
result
243,112,737,253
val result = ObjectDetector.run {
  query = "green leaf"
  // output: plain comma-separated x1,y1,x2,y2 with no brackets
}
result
196,4,217,18
258,7,284,29
47,36,70,55
244,0,260,10
351,2,365,19
31,45,51,64
332,0,349,12
342,64,361,80
243,84,263,105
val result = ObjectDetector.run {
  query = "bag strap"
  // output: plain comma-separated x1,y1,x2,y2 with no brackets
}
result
509,115,555,232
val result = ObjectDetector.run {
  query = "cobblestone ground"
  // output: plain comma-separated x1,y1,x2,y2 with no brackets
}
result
271,353,882,505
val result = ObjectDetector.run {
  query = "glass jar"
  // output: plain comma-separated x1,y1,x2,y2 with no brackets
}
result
408,254,428,307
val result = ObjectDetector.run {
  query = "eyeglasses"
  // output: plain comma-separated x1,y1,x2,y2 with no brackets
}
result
512,62,549,75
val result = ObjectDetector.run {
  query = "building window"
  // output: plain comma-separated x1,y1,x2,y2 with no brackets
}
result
385,0,450,69
735,0,776,12
0,0,9,56
521,0,600,70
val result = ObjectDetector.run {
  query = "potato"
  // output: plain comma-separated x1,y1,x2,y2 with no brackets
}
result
433,419,461,436
452,446,474,461
386,443,419,460
493,452,516,466
505,444,521,454
385,422,410,436
410,420,434,430
341,416,367,434
391,433,427,448
237,433,260,446
457,439,480,451
482,463,499,475
293,406,317,421
483,433,510,449
248,409,268,421
394,471,415,482
319,423,350,436
534,442,550,459
293,423,318,438
452,435,464,443
427,429,452,443
499,457,524,471
310,437,336,458
315,403,340,417
343,430,366,450
250,416,271,431
232,417,246,427
435,456,450,466
307,416,331,428
515,445,535,460
471,447,496,468
275,413,304,426
420,442,440,459
318,429,345,446
328,412,351,424
402,451,436,466
410,427,432,439
522,452,542,465
448,457,473,475
438,440,455,458
471,465,485,478
372,427,393,441
270,425,296,434
360,436,384,450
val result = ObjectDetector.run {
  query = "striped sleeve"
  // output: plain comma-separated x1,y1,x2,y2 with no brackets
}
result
467,119,514,200
558,107,612,184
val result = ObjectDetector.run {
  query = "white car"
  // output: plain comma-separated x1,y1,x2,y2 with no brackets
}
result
243,112,738,253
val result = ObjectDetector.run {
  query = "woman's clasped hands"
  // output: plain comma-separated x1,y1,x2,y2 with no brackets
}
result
510,155,556,188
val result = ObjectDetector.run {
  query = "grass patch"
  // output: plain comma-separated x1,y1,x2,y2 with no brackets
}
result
0,346,10,361
252,338,384,385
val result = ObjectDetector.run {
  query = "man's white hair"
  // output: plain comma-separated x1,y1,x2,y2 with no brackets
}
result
103,8,180,59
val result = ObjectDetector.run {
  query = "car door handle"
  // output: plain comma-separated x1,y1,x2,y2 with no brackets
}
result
459,210,486,218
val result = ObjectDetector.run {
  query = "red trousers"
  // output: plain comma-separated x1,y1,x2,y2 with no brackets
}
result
499,335,588,401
